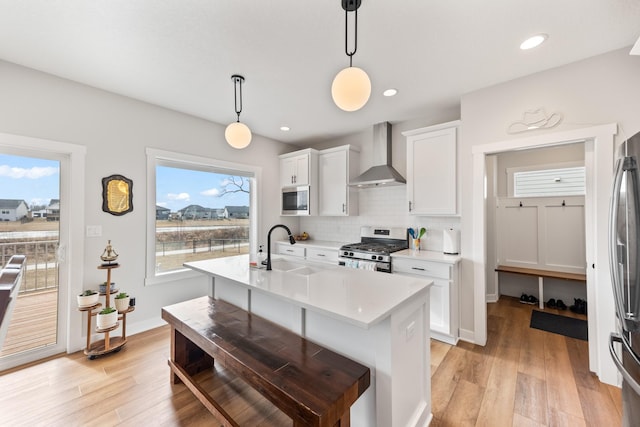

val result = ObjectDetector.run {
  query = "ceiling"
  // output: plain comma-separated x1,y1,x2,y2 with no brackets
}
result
0,1,639,145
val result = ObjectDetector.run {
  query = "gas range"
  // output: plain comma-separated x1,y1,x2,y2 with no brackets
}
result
339,227,408,273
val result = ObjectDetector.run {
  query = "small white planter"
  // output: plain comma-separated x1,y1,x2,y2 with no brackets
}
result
96,309,118,329
114,296,130,313
77,292,99,307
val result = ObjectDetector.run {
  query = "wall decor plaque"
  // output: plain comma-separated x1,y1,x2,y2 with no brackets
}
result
102,174,133,216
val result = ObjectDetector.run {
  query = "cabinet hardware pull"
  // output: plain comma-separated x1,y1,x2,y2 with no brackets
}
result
412,267,426,271
317,254,325,257
342,203,346,213
409,201,412,212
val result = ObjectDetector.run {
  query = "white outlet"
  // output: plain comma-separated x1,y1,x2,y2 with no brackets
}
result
86,225,102,237
406,320,415,340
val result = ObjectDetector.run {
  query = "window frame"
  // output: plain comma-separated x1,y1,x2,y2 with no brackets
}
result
145,148,261,286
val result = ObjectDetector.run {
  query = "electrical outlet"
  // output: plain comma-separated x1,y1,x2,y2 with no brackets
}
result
406,320,415,340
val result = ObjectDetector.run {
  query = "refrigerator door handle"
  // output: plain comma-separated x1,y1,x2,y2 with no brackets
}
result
610,332,640,396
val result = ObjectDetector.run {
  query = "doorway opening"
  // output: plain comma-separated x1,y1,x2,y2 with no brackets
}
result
0,153,61,360
471,123,618,385
487,143,587,309
0,132,85,372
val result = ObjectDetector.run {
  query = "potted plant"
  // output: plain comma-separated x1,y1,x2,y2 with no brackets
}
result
96,307,118,329
114,292,130,312
99,281,116,294
77,289,99,307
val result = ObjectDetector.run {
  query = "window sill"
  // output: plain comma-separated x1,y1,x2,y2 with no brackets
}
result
144,268,202,286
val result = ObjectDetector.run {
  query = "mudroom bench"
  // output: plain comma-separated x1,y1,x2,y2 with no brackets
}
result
495,265,586,309
161,296,370,427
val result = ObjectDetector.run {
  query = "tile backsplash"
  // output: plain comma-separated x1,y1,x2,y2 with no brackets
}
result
300,186,461,252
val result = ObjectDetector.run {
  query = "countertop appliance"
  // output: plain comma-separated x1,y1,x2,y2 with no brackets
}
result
339,226,408,273
609,130,640,427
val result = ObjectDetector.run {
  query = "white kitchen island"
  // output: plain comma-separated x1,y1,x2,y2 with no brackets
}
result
184,254,433,427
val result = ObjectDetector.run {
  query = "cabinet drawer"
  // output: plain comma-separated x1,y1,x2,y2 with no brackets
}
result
392,258,451,279
306,247,338,264
277,243,305,258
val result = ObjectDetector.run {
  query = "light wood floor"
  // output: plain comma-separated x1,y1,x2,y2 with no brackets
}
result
0,297,622,426
431,297,622,426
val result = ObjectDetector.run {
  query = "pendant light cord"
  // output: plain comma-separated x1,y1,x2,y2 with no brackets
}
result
233,76,243,123
344,7,358,67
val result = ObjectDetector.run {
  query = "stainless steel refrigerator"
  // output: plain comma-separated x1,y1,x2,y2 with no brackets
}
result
609,130,640,426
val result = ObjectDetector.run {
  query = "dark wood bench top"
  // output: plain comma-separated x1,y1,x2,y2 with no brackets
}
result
162,296,370,426
495,265,586,282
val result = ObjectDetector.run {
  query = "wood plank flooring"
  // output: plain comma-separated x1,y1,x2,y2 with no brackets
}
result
0,296,622,426
431,296,622,427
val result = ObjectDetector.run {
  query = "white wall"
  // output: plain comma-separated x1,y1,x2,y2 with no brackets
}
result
461,47,640,383
0,59,294,352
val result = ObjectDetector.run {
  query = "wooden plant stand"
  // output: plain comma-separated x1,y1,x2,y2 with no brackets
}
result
78,263,135,360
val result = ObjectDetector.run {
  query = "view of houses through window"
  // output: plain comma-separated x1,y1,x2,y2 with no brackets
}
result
0,153,60,358
154,164,251,274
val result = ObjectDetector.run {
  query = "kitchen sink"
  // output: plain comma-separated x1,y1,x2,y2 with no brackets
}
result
269,260,307,271
269,260,324,276
288,266,324,276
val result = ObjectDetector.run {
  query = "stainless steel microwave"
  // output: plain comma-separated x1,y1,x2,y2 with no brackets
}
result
282,186,310,215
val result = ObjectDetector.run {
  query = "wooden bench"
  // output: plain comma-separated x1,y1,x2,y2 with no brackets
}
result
495,265,586,309
161,296,370,427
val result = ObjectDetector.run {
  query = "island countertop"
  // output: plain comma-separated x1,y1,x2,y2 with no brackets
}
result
184,254,431,329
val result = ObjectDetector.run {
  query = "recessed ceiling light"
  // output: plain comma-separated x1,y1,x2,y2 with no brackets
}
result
520,34,547,50
383,88,398,97
280,126,290,132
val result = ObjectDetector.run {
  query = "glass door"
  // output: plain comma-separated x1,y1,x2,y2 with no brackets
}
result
0,151,66,368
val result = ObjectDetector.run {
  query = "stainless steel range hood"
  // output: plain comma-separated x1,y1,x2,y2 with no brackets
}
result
349,122,406,188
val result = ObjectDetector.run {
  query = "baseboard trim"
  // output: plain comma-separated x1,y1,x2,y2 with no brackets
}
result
486,293,499,303
458,328,475,344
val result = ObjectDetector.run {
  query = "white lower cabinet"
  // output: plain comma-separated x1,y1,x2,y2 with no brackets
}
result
276,242,305,258
392,255,459,344
276,241,340,265
305,247,339,265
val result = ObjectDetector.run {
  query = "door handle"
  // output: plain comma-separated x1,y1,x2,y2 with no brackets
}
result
609,332,640,396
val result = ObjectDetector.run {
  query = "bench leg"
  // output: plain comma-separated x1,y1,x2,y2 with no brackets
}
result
538,277,544,309
336,411,351,426
170,327,214,384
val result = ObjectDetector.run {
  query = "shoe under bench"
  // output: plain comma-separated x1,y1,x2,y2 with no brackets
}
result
495,265,586,310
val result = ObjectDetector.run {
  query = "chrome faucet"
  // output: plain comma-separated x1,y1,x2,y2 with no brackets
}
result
264,224,296,271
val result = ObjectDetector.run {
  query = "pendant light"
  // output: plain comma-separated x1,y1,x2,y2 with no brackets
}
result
225,74,252,149
331,0,371,112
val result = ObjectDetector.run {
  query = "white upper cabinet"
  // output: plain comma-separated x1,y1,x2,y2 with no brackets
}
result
318,145,360,216
403,121,460,216
280,149,318,187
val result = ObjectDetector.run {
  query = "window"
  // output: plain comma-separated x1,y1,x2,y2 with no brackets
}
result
508,163,585,198
146,148,260,285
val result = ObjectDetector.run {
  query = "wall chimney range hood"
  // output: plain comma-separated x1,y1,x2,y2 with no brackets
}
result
349,122,406,188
